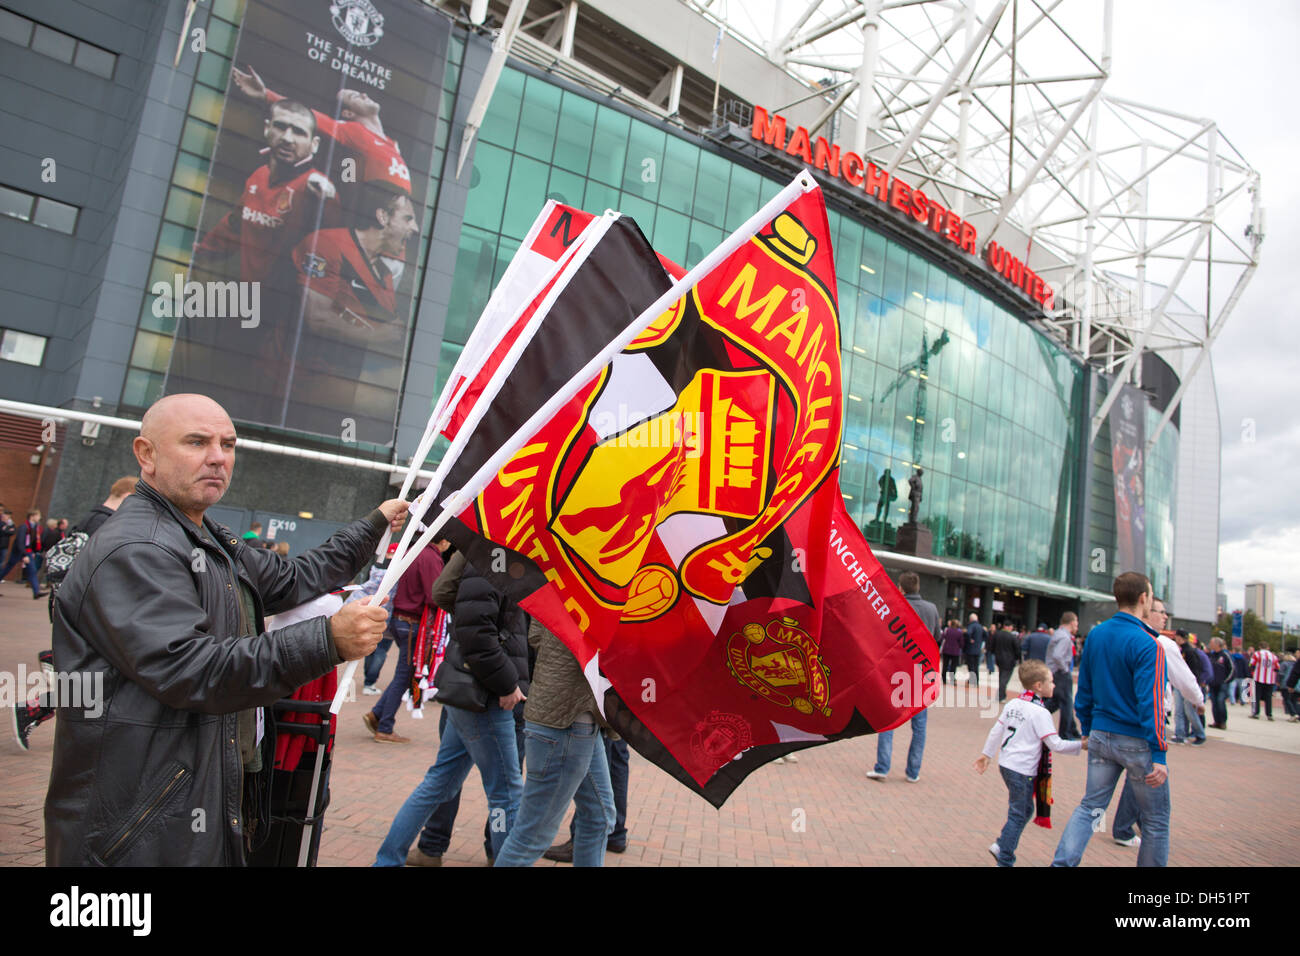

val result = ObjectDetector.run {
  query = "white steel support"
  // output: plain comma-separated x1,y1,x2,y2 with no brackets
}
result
885,0,1009,179
667,63,684,115
986,0,1109,242
1135,140,1149,367
808,80,859,138
1090,222,1209,441
986,70,1105,242
785,5,870,54
1147,256,1256,450
560,0,578,58
772,0,822,63
853,0,883,156
952,0,975,215
1079,98,1098,358
456,0,530,178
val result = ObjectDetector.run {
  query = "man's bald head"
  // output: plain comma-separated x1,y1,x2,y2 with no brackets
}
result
134,394,237,525
140,393,232,443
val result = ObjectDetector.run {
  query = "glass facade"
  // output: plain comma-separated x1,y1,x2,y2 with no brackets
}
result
446,65,1085,580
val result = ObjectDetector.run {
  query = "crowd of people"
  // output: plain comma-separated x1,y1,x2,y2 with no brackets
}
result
864,572,1295,868
0,506,77,599
4,393,1297,869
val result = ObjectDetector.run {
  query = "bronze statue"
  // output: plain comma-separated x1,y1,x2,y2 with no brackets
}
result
907,467,924,524
874,467,897,523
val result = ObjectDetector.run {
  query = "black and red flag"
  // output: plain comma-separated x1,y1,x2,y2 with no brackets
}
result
438,182,940,806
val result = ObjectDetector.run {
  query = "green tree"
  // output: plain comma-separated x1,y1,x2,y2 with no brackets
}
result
1211,611,1283,653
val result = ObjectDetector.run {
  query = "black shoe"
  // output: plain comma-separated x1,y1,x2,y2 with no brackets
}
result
1191,737,1206,745
543,838,573,863
11,706,36,751
607,840,627,853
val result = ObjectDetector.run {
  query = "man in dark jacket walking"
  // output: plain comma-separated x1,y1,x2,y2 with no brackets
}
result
1206,637,1233,729
963,614,987,687
1023,624,1053,662
3,509,49,598
989,621,1023,700
45,394,405,866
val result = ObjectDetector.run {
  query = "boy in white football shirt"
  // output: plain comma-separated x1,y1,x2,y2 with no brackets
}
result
975,659,1086,865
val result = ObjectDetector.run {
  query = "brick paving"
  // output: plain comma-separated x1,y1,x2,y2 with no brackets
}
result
3,578,1297,867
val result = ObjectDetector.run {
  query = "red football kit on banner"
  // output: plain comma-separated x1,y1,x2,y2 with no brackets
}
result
194,161,335,284
292,227,397,325
268,90,411,194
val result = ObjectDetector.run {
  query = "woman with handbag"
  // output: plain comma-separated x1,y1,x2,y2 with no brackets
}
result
373,561,531,866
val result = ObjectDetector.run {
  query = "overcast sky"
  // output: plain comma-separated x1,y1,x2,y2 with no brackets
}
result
1106,0,1300,624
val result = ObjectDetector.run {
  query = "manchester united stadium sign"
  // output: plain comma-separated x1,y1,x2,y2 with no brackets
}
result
750,106,1055,312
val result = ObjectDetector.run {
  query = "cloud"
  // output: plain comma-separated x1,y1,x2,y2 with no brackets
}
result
1219,421,1300,543
1221,526,1300,625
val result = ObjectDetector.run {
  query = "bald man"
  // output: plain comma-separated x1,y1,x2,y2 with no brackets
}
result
45,394,409,866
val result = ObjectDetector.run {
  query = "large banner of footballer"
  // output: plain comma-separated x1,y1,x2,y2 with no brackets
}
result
1108,382,1147,573
166,0,450,445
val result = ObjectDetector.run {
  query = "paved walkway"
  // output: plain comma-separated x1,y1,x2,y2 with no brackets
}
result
3,580,1297,867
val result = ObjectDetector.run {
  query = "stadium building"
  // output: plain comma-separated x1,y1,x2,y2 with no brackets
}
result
0,0,1259,636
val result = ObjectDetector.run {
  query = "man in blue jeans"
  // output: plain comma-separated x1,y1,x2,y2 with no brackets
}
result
1052,571,1170,867
494,621,615,867
374,702,524,865
409,700,525,865
866,571,939,783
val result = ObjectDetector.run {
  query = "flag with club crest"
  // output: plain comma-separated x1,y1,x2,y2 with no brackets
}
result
440,183,940,806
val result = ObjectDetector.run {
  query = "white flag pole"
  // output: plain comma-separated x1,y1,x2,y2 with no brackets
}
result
336,171,819,698
332,211,620,712
374,202,595,558
380,212,615,569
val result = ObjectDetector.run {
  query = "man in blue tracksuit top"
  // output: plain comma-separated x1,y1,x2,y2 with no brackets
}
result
1052,571,1169,867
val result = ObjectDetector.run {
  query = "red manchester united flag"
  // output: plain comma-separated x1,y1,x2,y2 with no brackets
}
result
443,183,940,805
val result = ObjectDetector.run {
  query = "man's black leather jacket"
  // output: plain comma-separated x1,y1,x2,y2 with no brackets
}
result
46,479,387,866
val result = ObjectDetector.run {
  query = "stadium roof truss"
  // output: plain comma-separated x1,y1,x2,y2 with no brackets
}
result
453,0,1263,453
